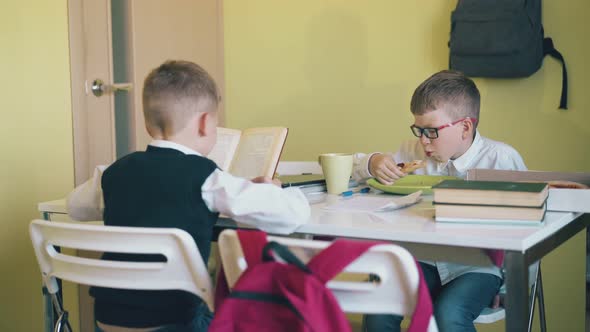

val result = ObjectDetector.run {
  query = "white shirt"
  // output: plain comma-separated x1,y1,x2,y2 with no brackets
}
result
67,140,310,235
352,131,527,284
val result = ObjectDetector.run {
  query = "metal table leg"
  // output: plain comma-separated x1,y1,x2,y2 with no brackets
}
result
505,251,530,332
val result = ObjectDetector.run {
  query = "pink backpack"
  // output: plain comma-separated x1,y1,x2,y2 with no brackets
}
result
209,230,435,332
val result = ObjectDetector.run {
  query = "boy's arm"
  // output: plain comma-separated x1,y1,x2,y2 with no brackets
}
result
506,150,527,171
201,169,311,234
66,165,107,221
353,152,405,185
489,144,528,171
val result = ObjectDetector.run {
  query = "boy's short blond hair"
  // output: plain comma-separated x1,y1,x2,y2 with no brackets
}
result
410,70,480,126
142,60,220,136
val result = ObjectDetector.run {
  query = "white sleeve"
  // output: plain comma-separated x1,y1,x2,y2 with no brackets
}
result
507,148,528,171
494,143,528,172
352,152,379,183
66,165,107,221
201,169,310,234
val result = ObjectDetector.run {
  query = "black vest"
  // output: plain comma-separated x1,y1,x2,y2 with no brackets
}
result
91,145,219,327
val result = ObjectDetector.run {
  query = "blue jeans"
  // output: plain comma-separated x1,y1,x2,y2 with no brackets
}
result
95,303,213,332
363,262,502,332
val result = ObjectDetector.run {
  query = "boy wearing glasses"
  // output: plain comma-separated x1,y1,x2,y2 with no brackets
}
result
353,70,526,332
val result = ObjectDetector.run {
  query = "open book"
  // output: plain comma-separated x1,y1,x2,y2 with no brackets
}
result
207,127,288,179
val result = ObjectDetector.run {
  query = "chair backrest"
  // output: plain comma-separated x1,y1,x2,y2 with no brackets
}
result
218,229,433,322
29,219,214,310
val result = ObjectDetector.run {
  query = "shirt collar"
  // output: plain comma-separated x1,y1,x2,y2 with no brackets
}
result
149,140,203,157
449,130,482,173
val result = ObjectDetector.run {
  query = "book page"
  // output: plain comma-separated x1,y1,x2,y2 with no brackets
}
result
207,127,242,171
229,127,288,179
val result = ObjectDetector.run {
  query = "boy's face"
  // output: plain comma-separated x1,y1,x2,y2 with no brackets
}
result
412,108,468,163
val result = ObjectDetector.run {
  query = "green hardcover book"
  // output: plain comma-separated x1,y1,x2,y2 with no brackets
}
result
279,174,325,188
432,179,549,207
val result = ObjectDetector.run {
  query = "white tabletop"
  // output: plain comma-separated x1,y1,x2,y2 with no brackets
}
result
38,195,581,253
299,194,580,253
38,199,67,214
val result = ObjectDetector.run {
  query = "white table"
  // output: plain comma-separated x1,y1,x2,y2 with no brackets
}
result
38,199,68,220
299,195,587,332
39,195,589,332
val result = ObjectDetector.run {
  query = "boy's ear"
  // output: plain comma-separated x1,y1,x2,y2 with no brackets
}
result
197,112,210,137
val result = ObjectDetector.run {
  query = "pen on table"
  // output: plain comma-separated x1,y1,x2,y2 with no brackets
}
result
341,187,370,197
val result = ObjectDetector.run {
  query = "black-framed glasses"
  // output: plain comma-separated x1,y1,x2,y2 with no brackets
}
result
410,117,477,139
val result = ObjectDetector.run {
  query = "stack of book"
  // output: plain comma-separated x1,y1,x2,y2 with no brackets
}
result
278,175,360,195
431,180,549,225
279,174,327,194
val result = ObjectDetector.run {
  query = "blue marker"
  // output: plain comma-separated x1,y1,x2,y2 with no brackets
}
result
341,187,370,197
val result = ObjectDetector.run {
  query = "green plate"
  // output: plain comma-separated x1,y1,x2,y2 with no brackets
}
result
367,175,460,195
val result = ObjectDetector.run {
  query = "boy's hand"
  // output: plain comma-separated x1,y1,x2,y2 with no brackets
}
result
251,176,282,187
369,153,405,185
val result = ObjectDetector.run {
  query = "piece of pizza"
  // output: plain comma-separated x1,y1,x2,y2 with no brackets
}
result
397,160,426,173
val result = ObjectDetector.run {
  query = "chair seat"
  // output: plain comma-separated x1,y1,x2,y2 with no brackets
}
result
474,307,505,324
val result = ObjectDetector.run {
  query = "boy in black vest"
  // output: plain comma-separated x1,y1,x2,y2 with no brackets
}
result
67,60,310,331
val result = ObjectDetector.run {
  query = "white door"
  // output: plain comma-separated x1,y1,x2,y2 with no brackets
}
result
67,1,224,330
69,0,225,185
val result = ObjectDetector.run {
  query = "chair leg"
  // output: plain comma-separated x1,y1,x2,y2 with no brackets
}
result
51,293,72,332
54,311,68,332
537,264,547,332
526,262,547,332
43,287,54,332
527,262,540,332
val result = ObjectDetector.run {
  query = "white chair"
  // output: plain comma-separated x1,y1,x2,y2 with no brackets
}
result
218,229,438,332
29,219,214,332
474,262,546,332
474,306,506,324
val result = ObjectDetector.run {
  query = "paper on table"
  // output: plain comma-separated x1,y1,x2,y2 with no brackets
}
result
323,191,423,212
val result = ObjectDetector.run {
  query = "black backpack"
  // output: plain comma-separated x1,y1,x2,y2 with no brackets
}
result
449,0,568,109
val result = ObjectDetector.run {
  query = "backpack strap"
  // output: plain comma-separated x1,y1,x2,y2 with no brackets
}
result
543,37,568,110
214,230,268,310
306,239,380,283
407,261,434,332
262,241,312,273
485,249,504,267
237,229,268,266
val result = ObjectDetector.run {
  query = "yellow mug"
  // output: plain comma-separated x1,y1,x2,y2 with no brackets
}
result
318,153,353,194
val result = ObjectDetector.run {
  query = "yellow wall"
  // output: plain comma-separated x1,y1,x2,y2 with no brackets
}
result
224,0,589,171
0,1,74,331
224,1,589,331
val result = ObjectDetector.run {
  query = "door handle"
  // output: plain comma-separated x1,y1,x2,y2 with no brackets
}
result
90,79,132,97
